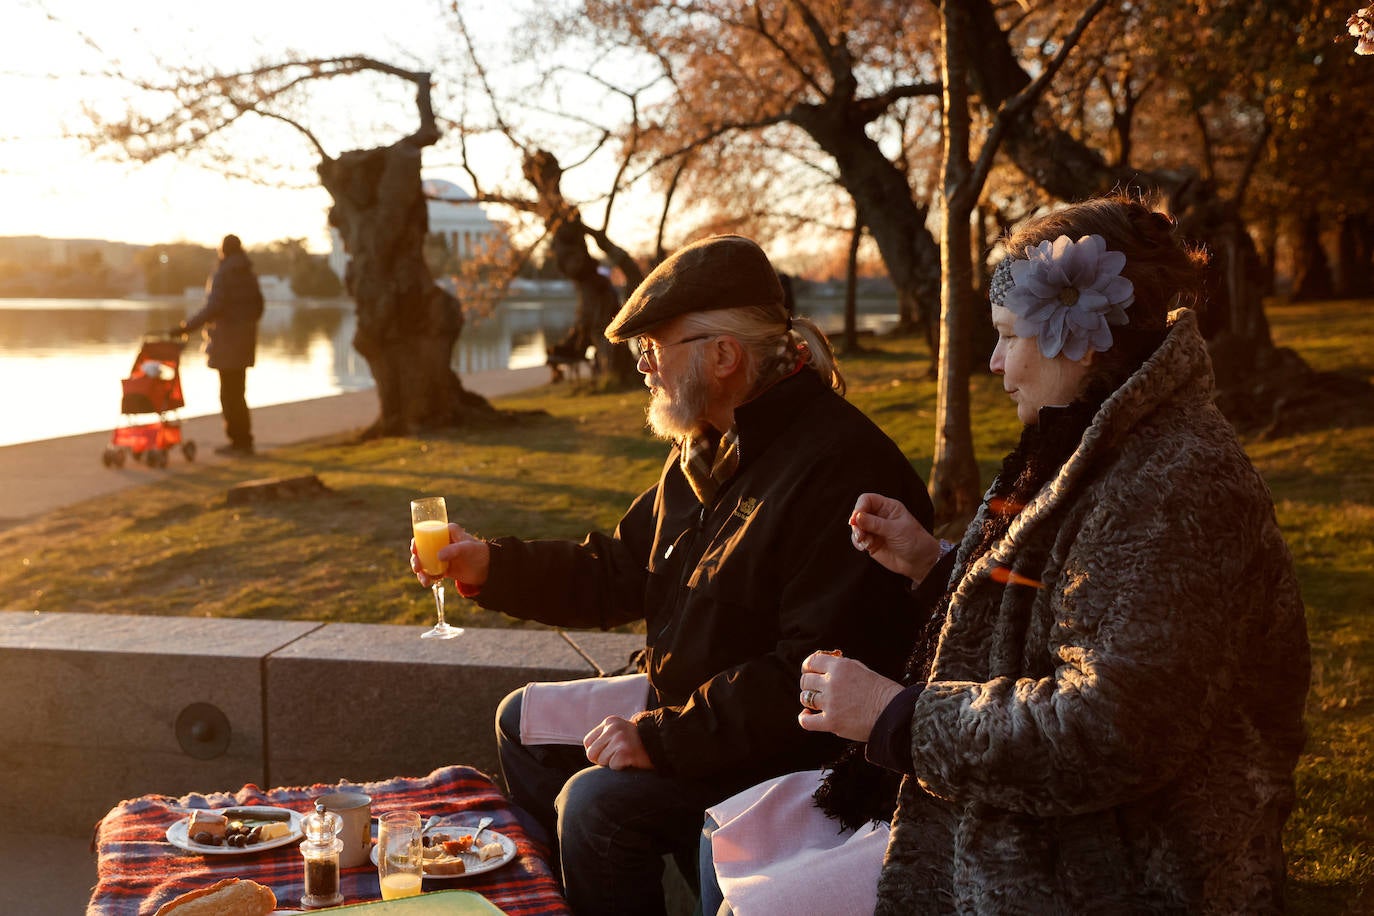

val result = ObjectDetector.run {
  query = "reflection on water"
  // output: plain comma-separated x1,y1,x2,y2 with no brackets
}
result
0,297,580,447
0,295,897,447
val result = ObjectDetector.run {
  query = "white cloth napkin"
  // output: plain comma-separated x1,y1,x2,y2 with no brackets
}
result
708,768,887,916
518,673,651,745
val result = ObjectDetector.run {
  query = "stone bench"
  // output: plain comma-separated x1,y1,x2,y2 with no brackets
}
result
0,611,641,836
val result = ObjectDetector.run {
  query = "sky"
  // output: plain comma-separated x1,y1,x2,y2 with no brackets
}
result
0,0,525,253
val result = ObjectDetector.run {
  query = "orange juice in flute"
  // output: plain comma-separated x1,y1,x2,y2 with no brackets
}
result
410,496,463,639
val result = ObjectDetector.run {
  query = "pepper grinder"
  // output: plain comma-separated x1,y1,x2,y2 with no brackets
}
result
300,801,345,909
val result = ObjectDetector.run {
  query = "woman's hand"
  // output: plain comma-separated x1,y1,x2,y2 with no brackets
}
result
850,493,943,584
797,650,903,743
411,523,490,590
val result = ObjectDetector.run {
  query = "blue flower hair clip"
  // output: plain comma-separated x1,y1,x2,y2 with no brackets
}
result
989,234,1135,360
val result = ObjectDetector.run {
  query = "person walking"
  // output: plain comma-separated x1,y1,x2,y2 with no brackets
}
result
180,234,265,457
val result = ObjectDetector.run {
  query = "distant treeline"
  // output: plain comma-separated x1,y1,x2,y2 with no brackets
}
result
0,236,341,299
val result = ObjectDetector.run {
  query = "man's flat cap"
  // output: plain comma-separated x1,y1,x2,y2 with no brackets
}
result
604,235,786,342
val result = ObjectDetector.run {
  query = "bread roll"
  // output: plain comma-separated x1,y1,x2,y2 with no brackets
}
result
153,877,276,915
427,856,467,876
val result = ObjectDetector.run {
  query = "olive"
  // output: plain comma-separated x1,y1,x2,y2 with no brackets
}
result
247,826,263,844
192,831,212,845
229,833,247,847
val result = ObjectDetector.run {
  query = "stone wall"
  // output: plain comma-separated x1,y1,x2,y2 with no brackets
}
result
0,611,641,836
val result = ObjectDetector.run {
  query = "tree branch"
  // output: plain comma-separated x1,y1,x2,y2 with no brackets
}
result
967,0,1111,198
255,109,330,159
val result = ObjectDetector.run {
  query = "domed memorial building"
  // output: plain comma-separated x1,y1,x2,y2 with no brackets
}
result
327,178,498,282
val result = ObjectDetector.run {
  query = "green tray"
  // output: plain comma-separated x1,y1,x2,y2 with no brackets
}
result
309,889,508,913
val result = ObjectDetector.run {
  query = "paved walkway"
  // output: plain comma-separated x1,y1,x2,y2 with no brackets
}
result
0,366,548,526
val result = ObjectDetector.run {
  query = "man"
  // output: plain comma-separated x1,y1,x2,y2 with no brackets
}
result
179,234,265,456
416,235,934,915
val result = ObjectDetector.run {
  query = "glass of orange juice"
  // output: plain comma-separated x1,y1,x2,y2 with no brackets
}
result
411,496,462,639
377,810,425,900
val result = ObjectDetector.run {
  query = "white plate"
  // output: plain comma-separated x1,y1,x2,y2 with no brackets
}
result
371,824,517,879
166,806,305,855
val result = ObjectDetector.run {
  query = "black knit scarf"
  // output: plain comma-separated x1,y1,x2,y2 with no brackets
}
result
813,396,1102,831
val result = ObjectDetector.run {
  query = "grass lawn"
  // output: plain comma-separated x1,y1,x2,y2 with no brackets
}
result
1,299,1369,909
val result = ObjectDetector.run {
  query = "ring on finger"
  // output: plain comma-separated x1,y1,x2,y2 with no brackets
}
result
801,688,821,710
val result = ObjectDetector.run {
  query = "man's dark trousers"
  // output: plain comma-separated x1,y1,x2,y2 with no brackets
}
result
497,687,714,915
218,367,252,449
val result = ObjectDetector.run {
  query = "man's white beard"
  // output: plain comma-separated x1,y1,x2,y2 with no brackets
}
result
646,350,711,441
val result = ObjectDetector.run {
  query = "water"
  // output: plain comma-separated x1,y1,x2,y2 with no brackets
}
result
0,297,579,447
0,294,898,447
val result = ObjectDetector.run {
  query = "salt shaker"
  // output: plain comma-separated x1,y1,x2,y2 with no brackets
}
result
300,801,345,909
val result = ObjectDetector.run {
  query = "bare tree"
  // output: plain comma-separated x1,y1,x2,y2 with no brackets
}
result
84,56,496,437
437,11,656,386
551,1,947,346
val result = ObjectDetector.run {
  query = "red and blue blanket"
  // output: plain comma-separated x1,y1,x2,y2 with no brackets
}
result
89,765,567,915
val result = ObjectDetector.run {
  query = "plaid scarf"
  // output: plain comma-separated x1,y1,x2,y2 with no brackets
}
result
680,425,740,506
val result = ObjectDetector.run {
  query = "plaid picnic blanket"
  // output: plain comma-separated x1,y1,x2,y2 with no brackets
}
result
88,765,569,915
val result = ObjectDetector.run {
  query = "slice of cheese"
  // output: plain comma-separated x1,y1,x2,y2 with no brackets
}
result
256,822,291,841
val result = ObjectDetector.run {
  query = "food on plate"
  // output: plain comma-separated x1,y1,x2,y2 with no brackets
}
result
187,811,227,841
257,822,291,842
415,827,507,873
442,835,475,855
153,877,276,915
427,856,467,876
186,810,294,848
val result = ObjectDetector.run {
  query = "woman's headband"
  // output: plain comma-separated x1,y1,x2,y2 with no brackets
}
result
990,233,1135,361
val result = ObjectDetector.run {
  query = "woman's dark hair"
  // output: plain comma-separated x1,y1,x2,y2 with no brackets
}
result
220,234,244,257
1001,193,1209,395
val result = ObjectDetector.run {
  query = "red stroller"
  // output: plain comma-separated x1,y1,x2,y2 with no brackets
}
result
102,333,198,469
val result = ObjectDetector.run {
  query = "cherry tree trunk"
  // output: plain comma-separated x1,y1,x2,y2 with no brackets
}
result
548,217,637,385
523,149,638,387
1337,213,1374,297
929,0,984,531
320,140,494,438
1290,210,1335,302
811,122,941,345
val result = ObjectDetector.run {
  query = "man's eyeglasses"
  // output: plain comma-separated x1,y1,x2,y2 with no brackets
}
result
631,334,717,371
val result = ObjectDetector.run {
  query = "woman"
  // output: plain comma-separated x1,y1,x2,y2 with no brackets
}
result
700,195,1309,915
179,233,265,457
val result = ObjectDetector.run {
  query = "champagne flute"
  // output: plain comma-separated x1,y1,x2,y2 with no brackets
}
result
377,810,424,900
410,496,463,639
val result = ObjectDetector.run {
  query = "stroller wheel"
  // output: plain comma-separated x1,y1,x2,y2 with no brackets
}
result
112,448,127,468
101,448,115,468
146,448,165,469
182,440,198,462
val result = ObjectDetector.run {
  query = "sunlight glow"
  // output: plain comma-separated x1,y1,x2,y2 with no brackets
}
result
0,0,486,250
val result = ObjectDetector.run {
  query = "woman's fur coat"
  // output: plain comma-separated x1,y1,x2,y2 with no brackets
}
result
876,310,1310,914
